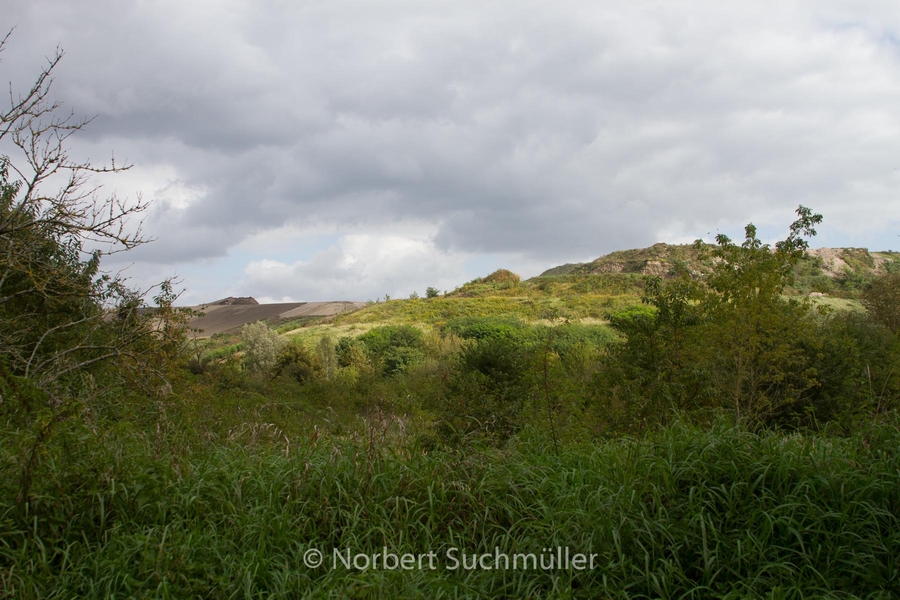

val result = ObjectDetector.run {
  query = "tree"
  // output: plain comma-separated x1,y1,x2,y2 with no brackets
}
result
861,273,900,334
425,286,440,299
605,206,824,427
0,32,181,505
241,322,284,375
698,206,823,423
0,31,155,385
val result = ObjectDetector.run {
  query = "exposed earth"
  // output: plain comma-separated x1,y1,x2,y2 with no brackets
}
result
187,297,366,336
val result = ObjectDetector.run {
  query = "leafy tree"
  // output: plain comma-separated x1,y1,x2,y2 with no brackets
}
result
425,286,440,298
317,334,338,380
274,341,321,383
241,322,284,375
861,273,900,334
0,33,189,505
698,206,823,423
605,206,824,427
333,325,427,377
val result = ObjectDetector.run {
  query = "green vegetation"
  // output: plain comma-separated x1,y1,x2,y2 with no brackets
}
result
862,273,900,333
2,40,900,597
2,421,898,597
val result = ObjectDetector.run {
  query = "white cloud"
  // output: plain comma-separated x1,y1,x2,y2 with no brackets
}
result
241,230,469,301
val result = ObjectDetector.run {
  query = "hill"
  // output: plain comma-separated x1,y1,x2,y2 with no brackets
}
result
329,245,895,330
541,244,900,294
187,298,367,336
190,245,896,342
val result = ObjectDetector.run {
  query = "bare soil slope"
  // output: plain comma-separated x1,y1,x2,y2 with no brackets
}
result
188,300,366,336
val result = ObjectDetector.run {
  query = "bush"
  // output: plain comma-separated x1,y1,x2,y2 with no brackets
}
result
443,316,529,342
339,325,427,376
433,336,534,443
862,273,900,333
241,322,284,375
482,268,521,284
274,342,322,383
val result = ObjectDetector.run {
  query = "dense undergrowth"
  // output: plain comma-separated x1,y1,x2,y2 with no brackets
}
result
4,296,900,596
2,419,899,598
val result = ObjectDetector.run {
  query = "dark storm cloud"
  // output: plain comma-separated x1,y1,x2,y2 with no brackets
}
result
3,0,900,298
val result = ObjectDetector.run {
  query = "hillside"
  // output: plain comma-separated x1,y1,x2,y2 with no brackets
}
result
189,244,896,346
187,298,367,336
329,245,895,329
541,244,900,294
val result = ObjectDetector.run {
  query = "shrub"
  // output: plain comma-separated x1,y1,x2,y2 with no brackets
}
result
274,342,322,383
435,336,534,442
443,315,529,341
862,273,900,333
240,322,285,375
482,268,521,284
339,325,427,376
317,335,338,380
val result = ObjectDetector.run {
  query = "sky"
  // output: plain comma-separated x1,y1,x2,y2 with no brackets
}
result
3,0,900,304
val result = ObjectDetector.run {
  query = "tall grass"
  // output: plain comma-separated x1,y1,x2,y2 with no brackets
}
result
2,419,897,598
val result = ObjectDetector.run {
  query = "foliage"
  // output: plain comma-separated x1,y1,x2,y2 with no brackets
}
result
337,324,427,376
480,268,521,284
443,315,529,341
803,311,900,424
0,33,192,507
862,273,900,334
273,341,322,383
240,321,285,375
3,419,899,597
316,334,338,380
356,324,424,356
605,206,826,427
425,286,440,298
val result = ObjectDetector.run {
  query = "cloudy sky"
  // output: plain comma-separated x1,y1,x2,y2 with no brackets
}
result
4,0,900,304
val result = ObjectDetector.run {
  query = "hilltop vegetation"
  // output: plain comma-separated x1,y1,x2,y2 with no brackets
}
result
325,242,891,333
541,242,900,298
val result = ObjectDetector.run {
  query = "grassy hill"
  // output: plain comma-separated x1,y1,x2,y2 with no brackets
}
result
193,244,895,375
190,245,896,344
331,245,895,330
540,244,900,297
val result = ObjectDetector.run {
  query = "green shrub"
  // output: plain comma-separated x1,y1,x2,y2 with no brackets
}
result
442,316,529,341
481,268,520,284
274,342,322,383
862,273,900,333
337,325,427,376
241,321,285,375
357,324,424,356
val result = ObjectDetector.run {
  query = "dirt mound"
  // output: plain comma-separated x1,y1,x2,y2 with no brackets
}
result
807,248,850,278
207,296,259,306
188,301,366,337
